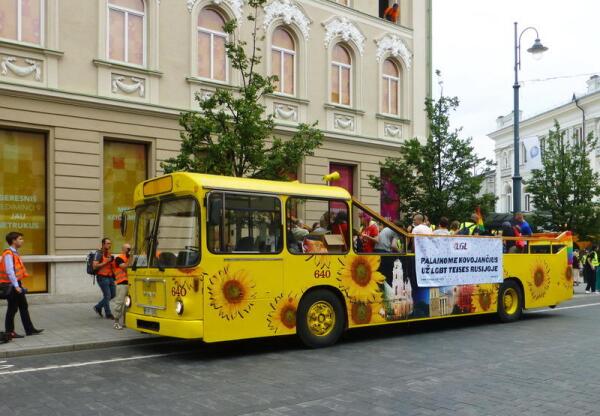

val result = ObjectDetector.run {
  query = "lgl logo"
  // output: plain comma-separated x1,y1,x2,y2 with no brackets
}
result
453,242,468,251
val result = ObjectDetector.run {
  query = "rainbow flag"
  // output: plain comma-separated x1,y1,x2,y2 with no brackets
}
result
475,207,485,232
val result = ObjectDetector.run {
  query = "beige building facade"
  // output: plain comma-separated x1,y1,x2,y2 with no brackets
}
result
0,0,432,301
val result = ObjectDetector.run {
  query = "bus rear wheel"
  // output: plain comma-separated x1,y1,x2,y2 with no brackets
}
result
297,289,345,348
497,280,523,323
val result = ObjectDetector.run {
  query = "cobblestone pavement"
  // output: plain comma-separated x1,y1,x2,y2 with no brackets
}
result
1,295,600,416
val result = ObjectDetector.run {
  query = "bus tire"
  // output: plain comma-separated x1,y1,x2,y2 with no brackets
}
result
497,280,523,323
297,289,345,348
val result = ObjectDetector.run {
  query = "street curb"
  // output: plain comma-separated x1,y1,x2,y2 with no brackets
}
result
0,336,182,359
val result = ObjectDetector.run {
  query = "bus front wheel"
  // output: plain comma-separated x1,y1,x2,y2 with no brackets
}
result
297,289,345,348
497,280,523,323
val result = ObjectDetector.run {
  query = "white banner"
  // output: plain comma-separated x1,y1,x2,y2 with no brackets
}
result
523,136,543,171
415,236,503,287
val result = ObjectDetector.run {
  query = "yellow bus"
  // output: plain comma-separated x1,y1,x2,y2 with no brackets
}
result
122,172,573,348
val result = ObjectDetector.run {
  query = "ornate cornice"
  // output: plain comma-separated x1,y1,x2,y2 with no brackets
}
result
322,17,365,55
263,0,310,40
375,34,412,70
187,0,244,20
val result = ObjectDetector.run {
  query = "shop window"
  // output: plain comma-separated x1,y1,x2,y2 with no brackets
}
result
0,130,47,292
108,0,145,65
103,141,147,250
286,197,349,254
0,0,43,45
207,193,282,254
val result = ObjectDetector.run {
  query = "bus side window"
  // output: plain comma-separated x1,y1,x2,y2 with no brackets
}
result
286,197,350,255
207,193,282,254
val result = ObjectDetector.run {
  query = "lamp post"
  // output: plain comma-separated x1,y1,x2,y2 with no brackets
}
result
512,22,548,213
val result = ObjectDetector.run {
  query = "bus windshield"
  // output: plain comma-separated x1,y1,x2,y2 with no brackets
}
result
133,197,200,268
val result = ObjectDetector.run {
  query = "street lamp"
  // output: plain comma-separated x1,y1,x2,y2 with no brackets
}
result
512,22,548,213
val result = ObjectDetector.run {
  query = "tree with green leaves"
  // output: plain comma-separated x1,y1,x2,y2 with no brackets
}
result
369,95,496,225
162,0,322,179
526,121,600,239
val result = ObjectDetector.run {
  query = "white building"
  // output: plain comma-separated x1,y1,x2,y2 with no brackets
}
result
488,75,600,213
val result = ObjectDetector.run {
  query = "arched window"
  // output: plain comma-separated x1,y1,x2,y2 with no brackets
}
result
521,142,527,163
382,59,400,115
331,44,351,105
108,0,145,65
0,0,43,44
271,27,295,95
198,8,227,81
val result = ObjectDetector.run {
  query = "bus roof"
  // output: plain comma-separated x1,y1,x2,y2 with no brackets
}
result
136,172,352,202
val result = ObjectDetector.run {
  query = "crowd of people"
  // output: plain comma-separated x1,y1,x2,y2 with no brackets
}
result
289,209,536,255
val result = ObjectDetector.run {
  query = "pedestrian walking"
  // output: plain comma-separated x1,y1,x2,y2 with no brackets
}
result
111,243,132,330
1,232,43,340
584,248,598,294
93,238,116,319
572,250,581,286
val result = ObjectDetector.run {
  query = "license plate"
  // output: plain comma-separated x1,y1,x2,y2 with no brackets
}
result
143,307,156,316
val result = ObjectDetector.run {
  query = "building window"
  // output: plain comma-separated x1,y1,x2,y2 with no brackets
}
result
0,130,47,292
331,44,352,106
271,27,295,95
521,143,527,163
108,0,145,65
103,141,147,249
0,0,43,45
525,194,532,212
198,8,227,81
382,59,400,115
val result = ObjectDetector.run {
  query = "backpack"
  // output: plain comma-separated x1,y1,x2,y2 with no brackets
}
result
86,250,100,276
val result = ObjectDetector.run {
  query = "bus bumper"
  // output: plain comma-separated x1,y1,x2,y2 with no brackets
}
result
125,312,204,339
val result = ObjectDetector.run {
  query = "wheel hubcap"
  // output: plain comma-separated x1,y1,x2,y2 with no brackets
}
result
307,301,335,337
503,288,518,315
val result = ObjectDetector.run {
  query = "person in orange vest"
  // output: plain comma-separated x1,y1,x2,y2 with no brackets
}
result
383,3,400,23
92,238,116,319
1,232,43,340
111,243,133,330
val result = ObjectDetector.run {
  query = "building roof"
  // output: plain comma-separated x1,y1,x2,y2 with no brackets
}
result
488,86,600,138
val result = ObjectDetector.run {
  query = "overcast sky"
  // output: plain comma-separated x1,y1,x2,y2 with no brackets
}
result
432,0,600,161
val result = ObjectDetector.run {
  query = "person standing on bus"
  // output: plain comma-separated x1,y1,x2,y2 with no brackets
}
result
93,238,116,319
411,214,432,235
112,243,132,329
1,232,43,339
433,217,450,235
359,212,379,253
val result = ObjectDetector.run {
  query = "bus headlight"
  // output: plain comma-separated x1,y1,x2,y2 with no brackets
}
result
175,300,184,315
125,295,132,308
